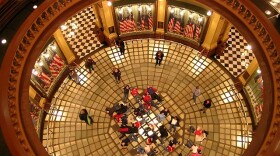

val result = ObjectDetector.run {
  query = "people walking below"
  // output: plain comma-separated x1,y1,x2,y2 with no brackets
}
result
143,93,159,109
184,139,203,155
79,109,93,125
112,68,121,84
160,107,170,117
159,125,168,144
131,87,142,102
105,102,121,117
200,99,212,113
166,138,180,152
194,126,207,142
145,86,163,103
69,65,80,84
155,50,164,66
120,137,130,151
119,40,125,55
123,85,130,102
169,116,180,133
192,86,201,104
85,57,96,73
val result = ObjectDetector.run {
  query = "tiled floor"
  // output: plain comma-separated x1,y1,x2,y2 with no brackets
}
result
42,39,252,156
60,6,104,59
216,27,255,77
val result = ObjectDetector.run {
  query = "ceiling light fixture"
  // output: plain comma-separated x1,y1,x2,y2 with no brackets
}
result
1,39,7,44
33,5,38,9
38,61,43,66
148,6,152,11
257,68,261,74
207,11,212,16
107,1,112,6
265,10,272,15
138,6,142,11
180,10,184,16
61,25,67,30
247,45,252,50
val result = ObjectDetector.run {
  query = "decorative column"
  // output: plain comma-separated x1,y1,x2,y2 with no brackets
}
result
156,0,167,35
201,12,230,57
97,1,118,45
53,29,76,64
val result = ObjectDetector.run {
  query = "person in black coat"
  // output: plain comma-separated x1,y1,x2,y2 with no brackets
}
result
79,109,93,125
200,99,212,113
155,50,164,66
85,58,96,73
112,68,121,84
118,125,138,139
119,40,125,55
105,102,121,117
123,85,130,102
159,125,168,144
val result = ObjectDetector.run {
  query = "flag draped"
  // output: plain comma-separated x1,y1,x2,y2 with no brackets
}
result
183,23,195,38
194,25,201,40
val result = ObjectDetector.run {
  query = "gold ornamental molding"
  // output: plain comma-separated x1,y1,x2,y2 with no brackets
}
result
0,0,279,155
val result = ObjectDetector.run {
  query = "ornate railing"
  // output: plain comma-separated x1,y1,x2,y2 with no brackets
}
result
0,0,279,156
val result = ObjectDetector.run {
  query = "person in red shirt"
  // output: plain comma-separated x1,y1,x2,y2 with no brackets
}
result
130,87,142,102
143,93,159,109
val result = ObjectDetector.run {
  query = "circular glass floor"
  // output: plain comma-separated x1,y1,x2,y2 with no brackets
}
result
43,39,252,156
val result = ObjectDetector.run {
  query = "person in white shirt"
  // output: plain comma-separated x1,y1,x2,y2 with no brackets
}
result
192,86,201,104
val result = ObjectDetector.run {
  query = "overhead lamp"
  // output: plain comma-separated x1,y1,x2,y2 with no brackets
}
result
69,31,75,36
118,9,123,14
180,10,184,16
32,69,38,75
71,23,78,29
107,1,112,6
265,10,271,15
51,45,56,50
247,44,252,50
61,25,67,30
128,7,132,13
44,53,50,58
207,11,212,16
38,61,43,66
33,5,38,9
1,39,7,44
148,5,152,11
138,6,142,11
170,8,174,13
189,13,193,18
257,68,261,74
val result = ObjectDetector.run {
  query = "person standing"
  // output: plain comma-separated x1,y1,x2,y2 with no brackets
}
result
155,50,164,66
123,85,130,102
159,125,168,144
119,40,125,55
112,68,121,84
200,99,212,113
79,109,93,125
85,58,96,73
192,86,201,104
169,116,179,133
